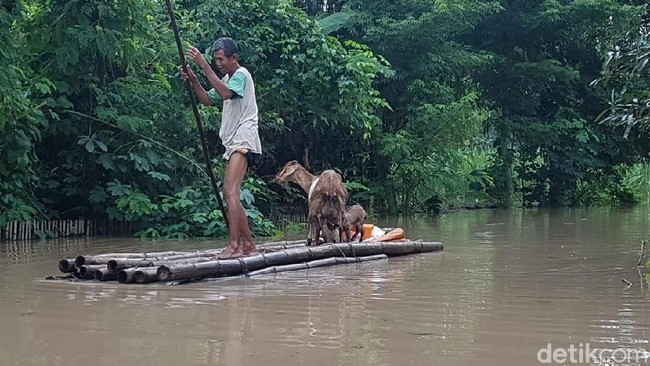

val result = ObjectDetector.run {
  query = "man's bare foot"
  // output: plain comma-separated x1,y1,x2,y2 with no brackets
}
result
217,245,241,259
241,244,258,256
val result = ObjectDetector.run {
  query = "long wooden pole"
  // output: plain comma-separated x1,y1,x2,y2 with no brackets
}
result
164,0,229,228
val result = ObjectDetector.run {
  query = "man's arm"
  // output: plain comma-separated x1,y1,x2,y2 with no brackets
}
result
199,63,235,101
187,46,235,100
179,65,213,106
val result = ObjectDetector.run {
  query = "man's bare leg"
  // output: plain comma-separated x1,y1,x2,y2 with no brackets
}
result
238,178,257,255
218,152,254,259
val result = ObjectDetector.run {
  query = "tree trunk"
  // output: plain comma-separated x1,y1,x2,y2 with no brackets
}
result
387,184,399,216
499,126,514,208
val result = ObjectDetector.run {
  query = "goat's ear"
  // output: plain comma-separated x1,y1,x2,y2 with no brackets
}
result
275,160,299,181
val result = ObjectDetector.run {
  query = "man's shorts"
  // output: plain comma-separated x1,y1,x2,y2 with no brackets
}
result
236,148,263,171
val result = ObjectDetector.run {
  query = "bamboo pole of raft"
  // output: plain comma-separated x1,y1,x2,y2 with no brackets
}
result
74,241,308,267
253,239,308,247
80,265,105,278
76,250,196,266
116,268,139,284
246,254,388,276
105,243,312,272
108,256,219,272
51,240,443,283
76,243,308,272
58,259,78,273
116,267,160,284
157,241,443,282
134,268,162,284
164,0,229,228
94,267,117,281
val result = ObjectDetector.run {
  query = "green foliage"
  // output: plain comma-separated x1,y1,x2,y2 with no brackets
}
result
0,6,46,226
618,162,650,204
305,0,502,213
596,6,650,140
116,181,276,239
180,0,390,172
469,0,644,206
4,0,650,239
285,221,304,233
2,0,281,238
318,10,357,34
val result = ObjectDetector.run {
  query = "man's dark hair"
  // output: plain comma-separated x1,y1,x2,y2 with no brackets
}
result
212,37,239,57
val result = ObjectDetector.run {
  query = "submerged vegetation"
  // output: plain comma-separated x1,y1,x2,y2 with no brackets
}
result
1,0,649,238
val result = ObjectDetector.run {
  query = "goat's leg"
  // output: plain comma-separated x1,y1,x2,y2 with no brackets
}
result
307,224,312,246
340,226,348,243
357,224,364,242
307,222,315,246
307,216,320,246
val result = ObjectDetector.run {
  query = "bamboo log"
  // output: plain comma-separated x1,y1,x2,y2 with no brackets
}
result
156,241,443,283
238,255,269,272
247,254,388,276
257,243,308,253
52,240,444,284
134,268,161,284
76,250,197,266
255,239,307,247
117,268,139,284
76,241,307,267
94,268,116,281
108,259,157,272
79,265,105,278
58,259,78,273
157,261,225,281
157,257,266,281
107,255,219,272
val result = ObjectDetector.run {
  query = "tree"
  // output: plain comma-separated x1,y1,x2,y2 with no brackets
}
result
2,0,388,237
301,0,501,213
598,5,650,143
468,0,643,206
0,4,45,226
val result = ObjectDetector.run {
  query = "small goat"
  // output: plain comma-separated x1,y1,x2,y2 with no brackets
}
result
320,226,340,244
275,160,348,246
341,204,366,242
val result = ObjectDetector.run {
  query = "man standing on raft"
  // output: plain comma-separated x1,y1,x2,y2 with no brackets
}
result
179,37,262,259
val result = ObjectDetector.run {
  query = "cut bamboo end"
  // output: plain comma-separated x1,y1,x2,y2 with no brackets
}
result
156,266,172,282
74,256,86,267
107,260,120,272
134,268,160,284
95,268,116,281
58,259,77,273
117,268,139,284
80,265,104,277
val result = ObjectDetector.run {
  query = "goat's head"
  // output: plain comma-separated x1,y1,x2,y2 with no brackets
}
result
274,160,301,185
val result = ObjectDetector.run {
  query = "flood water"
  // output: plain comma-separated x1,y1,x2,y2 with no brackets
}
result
2,207,650,366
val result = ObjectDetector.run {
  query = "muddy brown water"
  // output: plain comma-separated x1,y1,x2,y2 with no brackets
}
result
2,207,650,366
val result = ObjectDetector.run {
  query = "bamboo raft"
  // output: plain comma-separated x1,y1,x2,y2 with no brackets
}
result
48,239,444,285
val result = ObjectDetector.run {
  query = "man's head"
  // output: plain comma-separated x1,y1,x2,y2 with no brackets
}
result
212,37,239,75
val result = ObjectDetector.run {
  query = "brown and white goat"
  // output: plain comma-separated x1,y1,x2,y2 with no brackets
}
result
340,204,366,242
275,160,348,246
